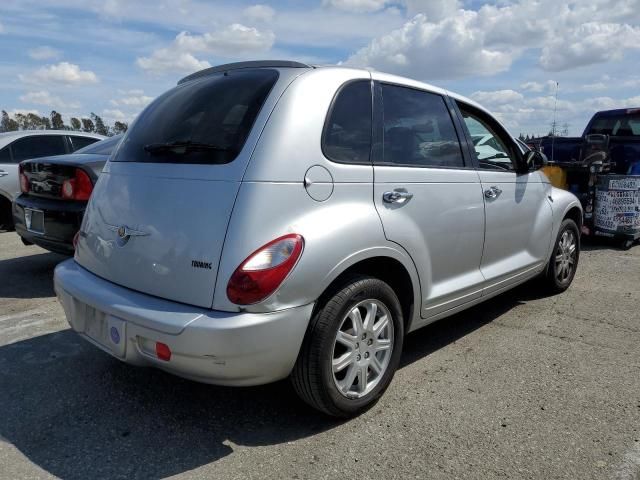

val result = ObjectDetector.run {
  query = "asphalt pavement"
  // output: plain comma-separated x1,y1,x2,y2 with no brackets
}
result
0,231,638,480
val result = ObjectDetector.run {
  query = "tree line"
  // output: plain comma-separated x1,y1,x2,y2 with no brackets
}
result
0,110,128,136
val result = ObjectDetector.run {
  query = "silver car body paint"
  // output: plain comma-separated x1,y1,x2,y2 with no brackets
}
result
55,64,582,386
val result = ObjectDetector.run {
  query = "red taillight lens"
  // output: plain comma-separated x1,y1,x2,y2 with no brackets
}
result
19,164,29,193
61,168,93,201
155,342,172,361
227,234,304,305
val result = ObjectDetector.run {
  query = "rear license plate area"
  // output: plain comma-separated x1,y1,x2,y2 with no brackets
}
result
25,208,45,234
83,305,126,358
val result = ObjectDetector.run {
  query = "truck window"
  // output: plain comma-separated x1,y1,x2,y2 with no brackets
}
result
590,113,640,137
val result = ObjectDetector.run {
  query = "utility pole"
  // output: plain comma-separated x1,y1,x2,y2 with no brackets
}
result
551,81,559,162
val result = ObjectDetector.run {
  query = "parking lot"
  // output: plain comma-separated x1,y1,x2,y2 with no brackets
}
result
0,230,638,479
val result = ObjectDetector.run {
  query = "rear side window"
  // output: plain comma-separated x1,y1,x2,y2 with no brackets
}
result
322,80,372,164
0,146,10,163
113,69,279,165
75,134,123,155
380,84,464,168
69,136,100,151
10,135,66,162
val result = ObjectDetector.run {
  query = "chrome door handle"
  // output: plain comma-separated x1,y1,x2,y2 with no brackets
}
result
484,186,502,199
383,190,413,204
0,170,8,177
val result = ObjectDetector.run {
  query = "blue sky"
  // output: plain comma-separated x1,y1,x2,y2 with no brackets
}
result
1,0,639,136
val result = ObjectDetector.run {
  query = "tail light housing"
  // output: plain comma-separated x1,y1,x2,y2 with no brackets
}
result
61,168,93,201
227,234,304,305
19,164,29,193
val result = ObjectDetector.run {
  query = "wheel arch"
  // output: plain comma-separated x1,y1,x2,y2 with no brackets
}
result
317,251,421,335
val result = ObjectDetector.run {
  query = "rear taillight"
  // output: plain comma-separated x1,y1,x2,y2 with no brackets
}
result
61,168,93,201
227,234,304,305
19,164,29,193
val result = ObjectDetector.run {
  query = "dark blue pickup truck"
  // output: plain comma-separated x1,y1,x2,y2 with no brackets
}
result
540,108,640,174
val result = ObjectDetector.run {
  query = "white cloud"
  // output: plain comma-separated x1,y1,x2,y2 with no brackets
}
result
323,0,388,13
404,0,461,21
136,24,275,74
540,22,640,71
20,62,99,85
345,0,640,80
243,4,275,22
28,46,61,60
346,12,517,79
103,108,131,121
19,90,80,109
471,90,524,106
520,80,558,93
110,92,153,108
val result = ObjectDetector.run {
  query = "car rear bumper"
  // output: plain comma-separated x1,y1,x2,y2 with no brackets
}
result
13,194,84,255
54,259,314,386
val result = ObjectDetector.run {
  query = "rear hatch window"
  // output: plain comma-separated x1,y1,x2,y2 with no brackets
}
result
589,112,640,137
113,69,279,165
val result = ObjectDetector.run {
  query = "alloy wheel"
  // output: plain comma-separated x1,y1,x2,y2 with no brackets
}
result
555,229,577,283
331,299,394,399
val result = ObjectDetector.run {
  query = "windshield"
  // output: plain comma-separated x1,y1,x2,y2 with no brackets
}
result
75,134,123,155
589,112,640,137
112,69,279,165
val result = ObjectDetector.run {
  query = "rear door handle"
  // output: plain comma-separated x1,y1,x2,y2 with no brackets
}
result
484,186,502,199
383,190,413,204
0,170,8,177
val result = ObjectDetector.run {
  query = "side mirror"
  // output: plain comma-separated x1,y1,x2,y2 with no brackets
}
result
523,150,546,171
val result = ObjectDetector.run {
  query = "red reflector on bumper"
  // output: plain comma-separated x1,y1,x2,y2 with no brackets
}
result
155,342,171,361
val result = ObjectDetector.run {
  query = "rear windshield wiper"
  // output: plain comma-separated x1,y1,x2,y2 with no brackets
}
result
143,141,235,154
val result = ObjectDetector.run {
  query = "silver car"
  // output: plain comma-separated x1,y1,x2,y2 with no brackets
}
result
54,61,582,417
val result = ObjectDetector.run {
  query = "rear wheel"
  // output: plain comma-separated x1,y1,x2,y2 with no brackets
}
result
542,218,580,293
291,275,404,417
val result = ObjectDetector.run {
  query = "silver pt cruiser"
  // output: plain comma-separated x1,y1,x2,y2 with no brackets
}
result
55,60,582,417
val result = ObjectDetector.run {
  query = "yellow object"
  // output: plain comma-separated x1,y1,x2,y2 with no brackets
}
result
541,165,568,190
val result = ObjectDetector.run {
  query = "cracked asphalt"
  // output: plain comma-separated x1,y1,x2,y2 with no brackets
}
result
0,230,639,480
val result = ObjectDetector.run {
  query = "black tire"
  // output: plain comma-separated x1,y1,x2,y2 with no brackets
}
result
541,218,580,293
620,239,634,251
0,197,14,232
291,275,404,417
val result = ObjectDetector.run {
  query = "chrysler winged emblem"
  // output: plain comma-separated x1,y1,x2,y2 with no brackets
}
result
106,223,149,244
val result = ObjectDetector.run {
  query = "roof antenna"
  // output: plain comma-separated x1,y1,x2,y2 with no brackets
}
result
551,81,559,162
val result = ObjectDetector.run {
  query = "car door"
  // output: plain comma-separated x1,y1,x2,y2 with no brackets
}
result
0,135,68,200
455,101,553,295
372,80,486,321
0,144,18,200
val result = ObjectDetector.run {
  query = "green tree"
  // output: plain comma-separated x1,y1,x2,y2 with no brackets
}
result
14,113,28,130
50,110,65,130
90,112,109,136
1,111,19,132
70,117,81,131
112,121,128,135
81,118,94,133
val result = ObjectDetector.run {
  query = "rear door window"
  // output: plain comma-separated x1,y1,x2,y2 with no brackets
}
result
113,69,279,165
69,136,100,151
322,80,372,164
0,146,10,163
379,84,464,168
75,134,123,155
10,135,67,162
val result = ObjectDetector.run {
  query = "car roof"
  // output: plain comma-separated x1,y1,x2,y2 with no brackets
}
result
0,130,105,148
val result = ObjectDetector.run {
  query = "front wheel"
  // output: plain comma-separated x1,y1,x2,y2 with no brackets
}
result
291,275,404,417
541,218,580,293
